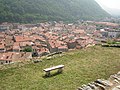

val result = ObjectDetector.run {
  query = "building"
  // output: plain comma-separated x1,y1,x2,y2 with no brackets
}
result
0,52,32,64
108,30,120,38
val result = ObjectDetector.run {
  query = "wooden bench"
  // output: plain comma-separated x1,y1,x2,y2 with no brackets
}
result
43,65,64,76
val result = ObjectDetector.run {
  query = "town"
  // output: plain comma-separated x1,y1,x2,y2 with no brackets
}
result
0,21,120,64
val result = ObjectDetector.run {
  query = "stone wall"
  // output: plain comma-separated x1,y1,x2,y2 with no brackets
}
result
77,71,120,90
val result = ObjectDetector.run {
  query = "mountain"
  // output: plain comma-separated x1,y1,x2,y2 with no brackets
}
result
0,0,110,23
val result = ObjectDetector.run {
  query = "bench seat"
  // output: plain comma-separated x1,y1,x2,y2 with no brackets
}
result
43,65,64,72
43,65,64,76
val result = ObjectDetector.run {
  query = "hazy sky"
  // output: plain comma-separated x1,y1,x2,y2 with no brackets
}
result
95,0,120,9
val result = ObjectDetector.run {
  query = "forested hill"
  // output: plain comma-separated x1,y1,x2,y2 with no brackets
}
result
0,0,110,23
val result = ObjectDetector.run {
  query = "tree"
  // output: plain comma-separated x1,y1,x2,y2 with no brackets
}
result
23,46,32,52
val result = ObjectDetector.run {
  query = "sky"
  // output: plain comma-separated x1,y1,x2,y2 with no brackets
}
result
95,0,120,9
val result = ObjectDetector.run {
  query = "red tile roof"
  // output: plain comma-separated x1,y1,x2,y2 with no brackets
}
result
0,44,5,49
14,36,31,42
0,52,13,61
13,42,20,50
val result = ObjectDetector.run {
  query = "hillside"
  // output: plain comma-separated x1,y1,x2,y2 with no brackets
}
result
0,0,110,23
0,46,120,90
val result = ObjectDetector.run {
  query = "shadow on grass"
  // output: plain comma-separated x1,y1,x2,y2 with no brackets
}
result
42,72,63,78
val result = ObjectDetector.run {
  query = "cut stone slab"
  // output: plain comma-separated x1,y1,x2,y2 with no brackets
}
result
95,79,113,87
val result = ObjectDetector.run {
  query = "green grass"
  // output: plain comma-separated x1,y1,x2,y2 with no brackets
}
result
0,46,120,90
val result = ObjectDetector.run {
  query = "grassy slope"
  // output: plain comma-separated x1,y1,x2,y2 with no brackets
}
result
0,46,120,90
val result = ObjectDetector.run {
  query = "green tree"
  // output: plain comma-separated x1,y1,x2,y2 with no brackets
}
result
23,46,32,52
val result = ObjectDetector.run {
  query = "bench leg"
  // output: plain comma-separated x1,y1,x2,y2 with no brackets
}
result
57,68,63,73
45,71,50,76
